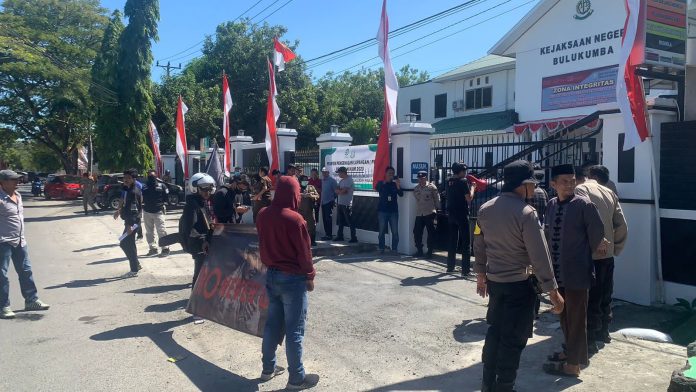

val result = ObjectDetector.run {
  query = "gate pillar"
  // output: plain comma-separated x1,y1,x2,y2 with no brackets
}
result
230,132,253,169
316,129,353,238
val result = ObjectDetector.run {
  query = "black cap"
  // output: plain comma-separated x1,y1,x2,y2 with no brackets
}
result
551,164,575,178
417,171,428,178
451,162,467,174
336,166,347,173
502,160,537,191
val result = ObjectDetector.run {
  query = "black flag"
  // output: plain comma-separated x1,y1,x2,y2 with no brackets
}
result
205,141,225,186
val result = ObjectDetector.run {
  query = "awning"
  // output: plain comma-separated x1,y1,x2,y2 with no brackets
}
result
513,116,601,135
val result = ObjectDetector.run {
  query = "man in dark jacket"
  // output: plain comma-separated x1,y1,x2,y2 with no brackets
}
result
180,173,215,286
446,162,476,275
113,169,143,277
376,166,403,253
256,176,319,390
543,164,607,378
142,171,170,256
214,178,251,224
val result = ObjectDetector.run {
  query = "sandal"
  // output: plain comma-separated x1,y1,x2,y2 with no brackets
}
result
547,351,567,362
542,362,579,378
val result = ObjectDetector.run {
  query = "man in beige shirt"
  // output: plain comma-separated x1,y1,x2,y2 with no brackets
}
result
474,160,564,392
575,165,627,349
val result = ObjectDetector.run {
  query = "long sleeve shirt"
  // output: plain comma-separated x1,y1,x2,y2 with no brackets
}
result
473,192,558,293
413,182,440,216
376,180,403,213
446,176,471,224
575,179,628,259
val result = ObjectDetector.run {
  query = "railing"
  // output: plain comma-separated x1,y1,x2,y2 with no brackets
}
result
293,148,321,174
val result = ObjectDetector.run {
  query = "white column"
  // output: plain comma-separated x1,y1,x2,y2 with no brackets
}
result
389,122,435,255
230,133,253,169
277,127,298,171
316,131,353,238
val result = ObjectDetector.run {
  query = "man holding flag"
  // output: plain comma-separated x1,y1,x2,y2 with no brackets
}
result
372,0,399,189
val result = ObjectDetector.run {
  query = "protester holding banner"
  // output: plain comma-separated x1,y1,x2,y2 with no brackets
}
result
256,176,319,390
180,173,216,287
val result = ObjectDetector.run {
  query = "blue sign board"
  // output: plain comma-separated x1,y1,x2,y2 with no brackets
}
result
410,162,428,184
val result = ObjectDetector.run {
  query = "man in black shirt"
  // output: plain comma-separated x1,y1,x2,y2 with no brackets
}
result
213,178,250,224
142,171,170,256
113,169,143,277
446,162,476,276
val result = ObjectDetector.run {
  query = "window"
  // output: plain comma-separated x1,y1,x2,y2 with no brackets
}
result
617,133,635,183
434,93,447,118
469,80,473,87
485,76,489,84
465,87,493,110
409,98,421,121
477,78,481,86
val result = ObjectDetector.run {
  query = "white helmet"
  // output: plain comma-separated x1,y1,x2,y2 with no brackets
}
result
189,172,215,193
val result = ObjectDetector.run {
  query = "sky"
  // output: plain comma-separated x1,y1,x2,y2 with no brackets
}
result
100,0,540,83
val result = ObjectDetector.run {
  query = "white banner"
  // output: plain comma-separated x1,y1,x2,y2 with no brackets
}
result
322,145,377,191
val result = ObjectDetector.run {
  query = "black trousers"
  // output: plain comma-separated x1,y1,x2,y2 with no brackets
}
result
119,226,140,272
192,253,206,287
413,213,436,251
587,257,614,340
321,201,334,237
336,204,356,240
313,203,320,225
447,218,470,271
482,280,536,389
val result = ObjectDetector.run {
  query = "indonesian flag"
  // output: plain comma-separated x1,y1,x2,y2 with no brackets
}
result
175,96,189,179
372,0,399,189
222,73,233,175
273,37,296,72
617,0,650,151
265,59,280,176
149,120,163,177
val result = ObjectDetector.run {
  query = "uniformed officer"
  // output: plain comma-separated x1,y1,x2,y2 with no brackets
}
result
412,171,440,258
473,160,564,392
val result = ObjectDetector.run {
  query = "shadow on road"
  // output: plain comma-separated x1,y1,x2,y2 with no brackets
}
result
24,214,83,223
90,319,259,392
73,243,120,253
87,256,127,265
145,299,189,313
44,275,131,289
125,283,191,295
453,318,488,343
400,273,460,287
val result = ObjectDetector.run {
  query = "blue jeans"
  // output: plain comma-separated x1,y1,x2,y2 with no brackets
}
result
0,243,39,308
378,211,399,251
262,269,308,385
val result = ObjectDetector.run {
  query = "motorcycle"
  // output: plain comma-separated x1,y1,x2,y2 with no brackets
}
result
31,179,44,197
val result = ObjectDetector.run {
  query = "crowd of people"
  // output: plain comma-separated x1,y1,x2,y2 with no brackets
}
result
0,156,628,390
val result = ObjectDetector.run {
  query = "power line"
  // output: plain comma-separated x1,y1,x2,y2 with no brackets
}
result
249,0,284,22
157,0,268,62
256,0,295,24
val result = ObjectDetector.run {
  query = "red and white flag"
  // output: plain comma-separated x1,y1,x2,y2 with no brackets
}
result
149,120,163,177
372,0,399,189
175,96,189,179
617,0,649,151
265,59,280,176
273,37,296,72
222,73,233,175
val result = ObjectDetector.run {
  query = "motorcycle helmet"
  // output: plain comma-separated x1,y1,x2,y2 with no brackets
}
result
189,172,215,194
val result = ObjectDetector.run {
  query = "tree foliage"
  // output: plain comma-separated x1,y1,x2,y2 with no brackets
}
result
0,0,108,173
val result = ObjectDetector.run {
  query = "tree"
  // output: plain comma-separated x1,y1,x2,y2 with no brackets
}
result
343,117,380,145
91,10,124,170
105,0,159,171
0,0,108,173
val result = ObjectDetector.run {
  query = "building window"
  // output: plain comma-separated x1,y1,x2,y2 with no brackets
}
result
465,87,493,110
485,76,489,84
409,98,421,121
434,93,447,118
477,78,481,86
469,80,473,87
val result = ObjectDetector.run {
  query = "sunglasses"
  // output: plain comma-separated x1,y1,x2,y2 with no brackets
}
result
199,187,213,192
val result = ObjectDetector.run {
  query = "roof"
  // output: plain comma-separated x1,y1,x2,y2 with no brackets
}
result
432,110,517,135
489,0,559,57
432,55,515,82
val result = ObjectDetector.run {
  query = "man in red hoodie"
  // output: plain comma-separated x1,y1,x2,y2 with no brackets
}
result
256,176,319,390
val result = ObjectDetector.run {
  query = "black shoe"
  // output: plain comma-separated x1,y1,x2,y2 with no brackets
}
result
414,249,424,257
333,237,345,242
146,249,158,257
426,250,433,259
320,236,332,241
461,269,471,277
160,248,170,257
588,341,599,355
446,268,455,273
600,329,611,343
348,238,358,243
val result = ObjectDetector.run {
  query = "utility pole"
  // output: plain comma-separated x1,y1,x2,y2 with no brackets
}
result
155,61,182,78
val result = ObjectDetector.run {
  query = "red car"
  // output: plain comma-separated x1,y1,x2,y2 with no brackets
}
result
44,175,82,199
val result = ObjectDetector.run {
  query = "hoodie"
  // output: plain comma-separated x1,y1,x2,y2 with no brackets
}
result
256,176,315,280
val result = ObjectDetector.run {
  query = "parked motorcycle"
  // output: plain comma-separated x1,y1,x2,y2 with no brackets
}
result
31,178,44,197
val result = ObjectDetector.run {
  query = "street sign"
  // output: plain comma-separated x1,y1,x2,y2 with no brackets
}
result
411,162,428,183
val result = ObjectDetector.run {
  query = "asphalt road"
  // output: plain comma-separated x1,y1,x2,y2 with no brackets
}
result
0,186,684,391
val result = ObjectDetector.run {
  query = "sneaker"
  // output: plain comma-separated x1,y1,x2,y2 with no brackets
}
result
260,366,285,382
286,373,320,390
146,249,158,256
123,271,138,278
160,248,170,257
1,307,16,319
25,299,50,311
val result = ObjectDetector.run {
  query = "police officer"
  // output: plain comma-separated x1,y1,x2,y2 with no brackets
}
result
446,162,475,275
473,160,564,392
142,170,169,256
412,171,440,258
